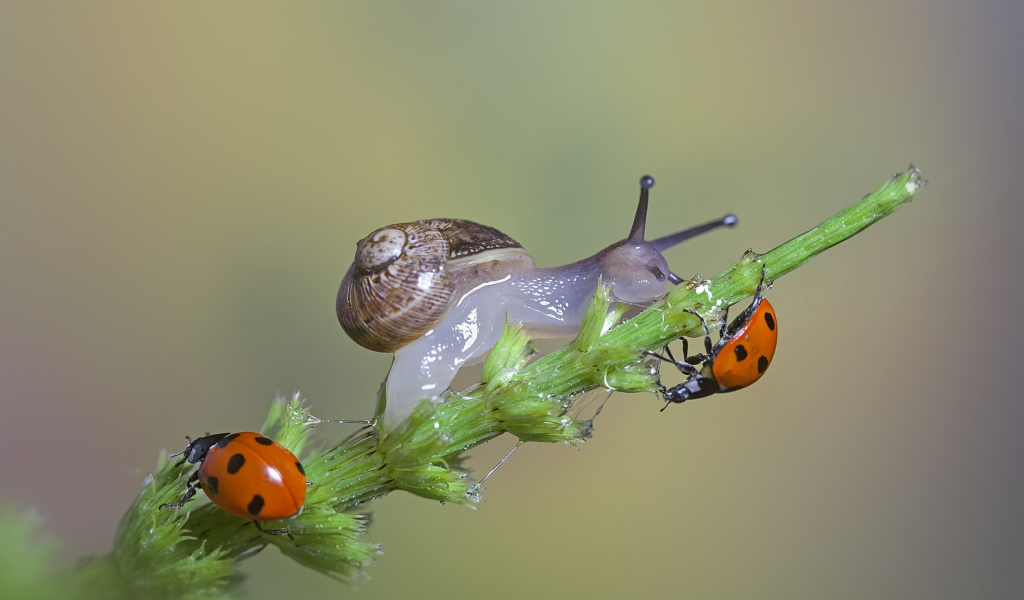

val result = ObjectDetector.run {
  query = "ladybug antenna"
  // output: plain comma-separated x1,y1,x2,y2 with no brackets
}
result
667,271,684,285
168,448,190,467
649,213,738,253
628,175,655,243
167,435,192,461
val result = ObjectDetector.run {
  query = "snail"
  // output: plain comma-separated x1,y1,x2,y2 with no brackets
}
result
337,176,737,431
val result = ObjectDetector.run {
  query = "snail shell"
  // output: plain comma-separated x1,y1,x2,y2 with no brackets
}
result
337,219,534,352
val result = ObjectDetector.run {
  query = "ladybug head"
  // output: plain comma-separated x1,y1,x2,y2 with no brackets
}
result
172,432,231,467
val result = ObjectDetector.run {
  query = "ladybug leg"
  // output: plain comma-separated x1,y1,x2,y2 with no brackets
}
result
753,263,767,298
252,520,296,544
675,340,704,366
717,306,730,340
723,265,768,340
663,345,705,371
160,472,200,511
738,265,768,327
681,309,714,359
644,349,699,376
662,345,689,369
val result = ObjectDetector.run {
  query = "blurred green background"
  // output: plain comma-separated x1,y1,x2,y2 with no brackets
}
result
2,1,1022,598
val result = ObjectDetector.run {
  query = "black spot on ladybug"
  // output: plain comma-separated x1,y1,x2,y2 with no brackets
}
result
733,344,748,361
295,462,305,475
206,476,219,495
254,436,273,446
764,312,775,331
216,433,240,449
758,356,769,373
227,453,246,474
247,494,264,516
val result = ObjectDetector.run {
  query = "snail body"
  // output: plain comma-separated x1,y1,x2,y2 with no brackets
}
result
337,177,737,431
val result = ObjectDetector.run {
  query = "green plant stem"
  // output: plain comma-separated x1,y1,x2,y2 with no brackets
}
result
74,166,925,597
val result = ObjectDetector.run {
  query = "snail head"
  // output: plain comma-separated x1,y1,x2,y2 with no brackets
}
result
600,175,737,303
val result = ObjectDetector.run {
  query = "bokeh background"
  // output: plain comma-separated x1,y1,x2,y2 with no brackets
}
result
2,1,1023,598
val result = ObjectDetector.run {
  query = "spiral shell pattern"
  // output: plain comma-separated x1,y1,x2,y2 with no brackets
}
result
337,219,528,353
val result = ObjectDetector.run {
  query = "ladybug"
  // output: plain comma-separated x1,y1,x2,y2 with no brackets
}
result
160,432,307,538
649,267,777,408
